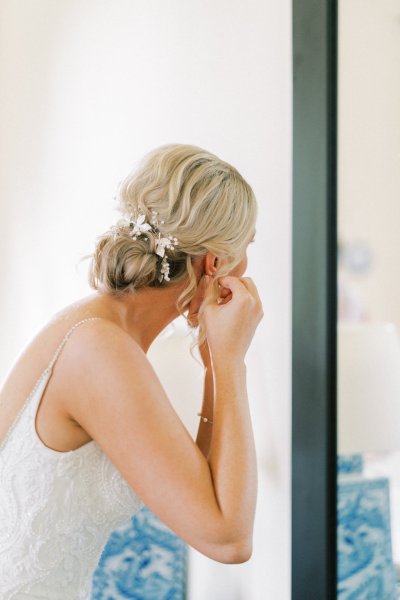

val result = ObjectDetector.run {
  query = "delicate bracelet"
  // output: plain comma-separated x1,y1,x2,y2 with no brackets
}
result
197,412,214,424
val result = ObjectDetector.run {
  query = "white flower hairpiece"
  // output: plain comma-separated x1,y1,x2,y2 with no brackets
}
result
130,213,152,237
117,205,179,283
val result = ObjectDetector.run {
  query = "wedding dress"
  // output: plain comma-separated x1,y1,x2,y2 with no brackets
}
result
0,317,144,599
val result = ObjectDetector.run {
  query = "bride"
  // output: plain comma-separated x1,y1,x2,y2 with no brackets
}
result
0,143,263,599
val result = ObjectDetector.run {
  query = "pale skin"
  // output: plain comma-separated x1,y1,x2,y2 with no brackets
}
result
0,234,263,564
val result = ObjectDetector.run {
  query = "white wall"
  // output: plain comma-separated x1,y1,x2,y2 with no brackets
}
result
0,2,292,598
338,0,400,329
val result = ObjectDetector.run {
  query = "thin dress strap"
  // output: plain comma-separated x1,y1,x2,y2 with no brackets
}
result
0,317,104,455
47,317,103,372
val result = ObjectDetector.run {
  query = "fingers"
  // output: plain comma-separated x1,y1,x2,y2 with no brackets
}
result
238,277,262,305
216,286,232,305
217,275,263,309
198,275,262,312
217,275,250,299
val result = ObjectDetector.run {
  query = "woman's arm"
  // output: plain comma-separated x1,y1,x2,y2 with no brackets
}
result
195,335,257,551
66,320,256,563
208,359,257,553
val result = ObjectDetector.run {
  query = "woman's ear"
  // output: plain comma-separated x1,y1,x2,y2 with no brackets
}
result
193,252,225,280
204,252,220,278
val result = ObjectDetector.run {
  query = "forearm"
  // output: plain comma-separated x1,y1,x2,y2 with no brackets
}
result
207,360,258,547
195,367,214,459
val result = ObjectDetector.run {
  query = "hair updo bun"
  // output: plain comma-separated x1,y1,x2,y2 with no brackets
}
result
87,143,257,320
88,212,186,295
89,228,158,292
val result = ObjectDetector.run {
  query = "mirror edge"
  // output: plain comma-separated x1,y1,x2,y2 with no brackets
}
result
292,0,338,598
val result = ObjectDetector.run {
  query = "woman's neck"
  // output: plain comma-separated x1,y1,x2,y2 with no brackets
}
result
82,280,190,353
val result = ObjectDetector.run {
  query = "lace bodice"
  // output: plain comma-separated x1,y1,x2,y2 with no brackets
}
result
0,317,144,599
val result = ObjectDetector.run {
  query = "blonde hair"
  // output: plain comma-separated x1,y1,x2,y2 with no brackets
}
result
87,143,257,346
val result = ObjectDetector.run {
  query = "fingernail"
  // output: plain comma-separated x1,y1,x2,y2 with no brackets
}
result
217,297,222,304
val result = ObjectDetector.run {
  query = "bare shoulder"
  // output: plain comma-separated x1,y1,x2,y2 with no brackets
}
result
63,316,146,369
58,314,175,472
60,317,153,413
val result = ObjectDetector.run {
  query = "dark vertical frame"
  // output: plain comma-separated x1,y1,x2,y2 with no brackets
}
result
292,1,338,599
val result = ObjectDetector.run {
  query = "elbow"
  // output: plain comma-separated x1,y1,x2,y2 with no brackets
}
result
195,524,254,564
215,539,253,564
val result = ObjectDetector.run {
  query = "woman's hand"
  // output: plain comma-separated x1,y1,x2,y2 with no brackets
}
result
199,275,264,364
187,274,232,327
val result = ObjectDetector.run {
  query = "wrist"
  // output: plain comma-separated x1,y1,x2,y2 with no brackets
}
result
211,355,247,375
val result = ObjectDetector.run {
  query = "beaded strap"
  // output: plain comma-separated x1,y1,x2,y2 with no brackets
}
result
47,317,103,372
0,317,103,454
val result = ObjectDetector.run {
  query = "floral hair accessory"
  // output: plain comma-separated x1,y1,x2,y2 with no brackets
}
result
117,205,179,283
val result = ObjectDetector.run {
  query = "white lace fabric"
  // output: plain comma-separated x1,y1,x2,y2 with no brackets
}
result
0,318,144,599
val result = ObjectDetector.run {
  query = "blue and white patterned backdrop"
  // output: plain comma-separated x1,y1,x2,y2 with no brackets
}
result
91,507,187,600
337,454,364,476
337,477,397,599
